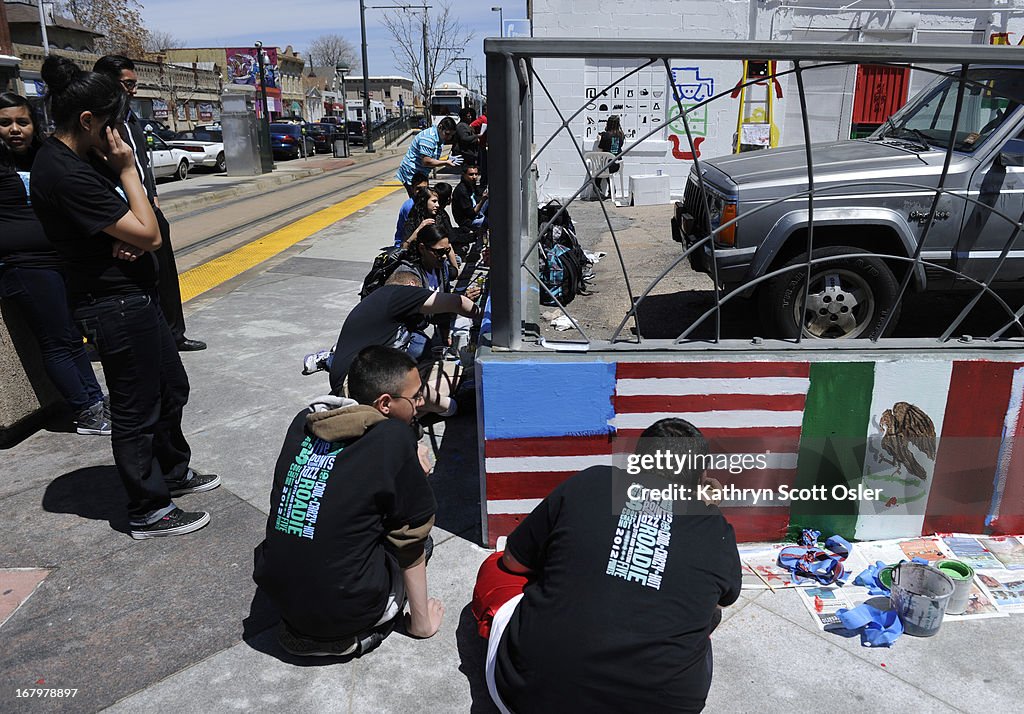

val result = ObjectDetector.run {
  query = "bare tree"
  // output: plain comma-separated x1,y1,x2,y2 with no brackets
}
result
307,33,360,72
144,30,185,53
381,1,475,112
58,0,150,57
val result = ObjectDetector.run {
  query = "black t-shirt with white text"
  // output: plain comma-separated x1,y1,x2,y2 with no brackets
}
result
253,413,436,639
495,466,742,713
30,137,152,298
328,285,434,393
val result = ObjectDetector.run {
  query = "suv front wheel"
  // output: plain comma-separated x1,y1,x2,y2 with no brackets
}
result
763,246,901,339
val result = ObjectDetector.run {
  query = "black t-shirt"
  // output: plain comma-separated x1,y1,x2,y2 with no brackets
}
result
252,413,435,639
328,285,434,393
452,180,479,228
30,137,152,298
0,156,61,269
495,466,742,713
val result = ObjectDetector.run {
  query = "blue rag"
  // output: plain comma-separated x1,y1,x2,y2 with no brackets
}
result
836,604,904,647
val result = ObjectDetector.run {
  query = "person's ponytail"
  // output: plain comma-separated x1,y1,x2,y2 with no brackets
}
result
41,55,127,134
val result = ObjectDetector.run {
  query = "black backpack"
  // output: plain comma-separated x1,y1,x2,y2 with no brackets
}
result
538,201,591,306
359,246,409,299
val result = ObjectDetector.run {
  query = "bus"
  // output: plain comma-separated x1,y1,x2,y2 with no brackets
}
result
428,82,484,126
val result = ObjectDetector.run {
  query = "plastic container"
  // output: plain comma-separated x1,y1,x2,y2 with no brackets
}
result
890,562,955,637
936,559,975,615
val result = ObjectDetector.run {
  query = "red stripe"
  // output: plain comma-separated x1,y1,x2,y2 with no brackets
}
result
721,507,792,542
485,434,613,458
488,514,527,547
616,426,803,445
615,394,806,413
923,361,1019,535
486,471,576,500
616,362,810,379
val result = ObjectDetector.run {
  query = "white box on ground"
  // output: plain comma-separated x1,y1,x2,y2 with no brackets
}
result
629,174,672,206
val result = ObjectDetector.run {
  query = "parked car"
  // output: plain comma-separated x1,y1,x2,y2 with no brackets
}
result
269,122,315,159
346,120,365,146
140,118,178,141
307,123,335,154
144,134,193,181
672,65,1024,339
167,127,226,172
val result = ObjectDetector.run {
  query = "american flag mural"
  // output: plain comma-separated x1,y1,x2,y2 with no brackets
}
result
478,357,1024,547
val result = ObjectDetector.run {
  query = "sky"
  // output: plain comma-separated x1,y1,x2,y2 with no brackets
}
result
139,0,529,89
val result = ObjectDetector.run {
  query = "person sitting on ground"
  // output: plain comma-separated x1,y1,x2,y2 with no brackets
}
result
395,116,460,190
452,106,480,168
0,91,110,436
434,180,473,256
254,345,444,657
394,172,430,248
400,186,444,251
452,163,488,231
477,417,742,713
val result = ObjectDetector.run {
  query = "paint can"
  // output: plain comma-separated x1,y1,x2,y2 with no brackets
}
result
878,564,896,590
936,559,975,615
890,562,955,637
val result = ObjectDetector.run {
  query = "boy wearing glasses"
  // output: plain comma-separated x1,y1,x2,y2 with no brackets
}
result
254,346,443,657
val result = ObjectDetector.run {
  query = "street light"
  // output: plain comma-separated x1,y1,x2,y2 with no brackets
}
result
335,61,350,158
254,41,274,172
358,0,376,152
491,6,503,37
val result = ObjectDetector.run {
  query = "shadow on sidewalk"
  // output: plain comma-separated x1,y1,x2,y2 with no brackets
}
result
456,604,500,713
41,465,131,534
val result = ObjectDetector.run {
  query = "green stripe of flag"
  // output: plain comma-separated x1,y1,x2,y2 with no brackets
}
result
787,362,875,541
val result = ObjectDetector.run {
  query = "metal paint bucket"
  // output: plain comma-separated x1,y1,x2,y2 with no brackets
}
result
936,559,975,615
890,562,955,637
878,564,896,590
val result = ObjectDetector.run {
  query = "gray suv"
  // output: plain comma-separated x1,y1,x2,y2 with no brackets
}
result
672,66,1024,339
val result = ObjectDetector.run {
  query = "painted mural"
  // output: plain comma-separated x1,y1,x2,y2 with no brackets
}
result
582,60,666,144
479,358,1024,546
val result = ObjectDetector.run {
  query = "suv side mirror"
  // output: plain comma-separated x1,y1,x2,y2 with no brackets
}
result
999,138,1024,167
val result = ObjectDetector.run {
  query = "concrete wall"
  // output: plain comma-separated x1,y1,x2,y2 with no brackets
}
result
0,301,61,445
477,351,1024,545
530,0,1024,201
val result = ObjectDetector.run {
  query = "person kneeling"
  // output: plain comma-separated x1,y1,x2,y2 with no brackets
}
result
254,345,443,657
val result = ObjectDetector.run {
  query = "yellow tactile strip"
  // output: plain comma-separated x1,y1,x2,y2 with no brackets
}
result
179,183,403,303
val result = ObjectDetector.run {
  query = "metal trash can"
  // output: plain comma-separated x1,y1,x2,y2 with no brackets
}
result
333,137,349,158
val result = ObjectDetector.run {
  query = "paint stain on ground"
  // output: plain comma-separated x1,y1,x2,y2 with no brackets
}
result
0,568,51,629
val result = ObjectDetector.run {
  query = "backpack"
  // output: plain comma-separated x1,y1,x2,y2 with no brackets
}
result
538,201,592,306
359,246,408,299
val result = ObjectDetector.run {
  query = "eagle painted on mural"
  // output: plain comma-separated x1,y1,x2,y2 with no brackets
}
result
877,402,937,481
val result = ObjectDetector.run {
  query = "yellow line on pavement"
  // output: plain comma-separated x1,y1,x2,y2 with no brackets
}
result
178,183,403,302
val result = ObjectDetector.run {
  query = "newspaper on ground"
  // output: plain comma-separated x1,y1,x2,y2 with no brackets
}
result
738,543,815,589
943,581,1007,621
936,533,1005,571
976,571,1024,613
977,536,1024,571
796,584,878,630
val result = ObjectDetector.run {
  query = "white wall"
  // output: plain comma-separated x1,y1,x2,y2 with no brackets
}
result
530,0,1024,201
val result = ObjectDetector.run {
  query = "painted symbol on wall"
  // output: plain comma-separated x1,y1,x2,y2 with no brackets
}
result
877,402,937,481
671,66,714,103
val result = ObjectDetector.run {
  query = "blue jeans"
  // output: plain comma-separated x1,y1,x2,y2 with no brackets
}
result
74,291,191,523
0,265,104,413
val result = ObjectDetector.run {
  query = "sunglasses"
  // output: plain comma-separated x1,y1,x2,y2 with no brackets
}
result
424,246,449,259
120,80,138,90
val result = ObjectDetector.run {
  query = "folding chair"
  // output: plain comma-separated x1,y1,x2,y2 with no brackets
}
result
583,151,625,205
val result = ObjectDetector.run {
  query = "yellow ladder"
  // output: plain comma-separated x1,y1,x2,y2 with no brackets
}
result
733,60,781,153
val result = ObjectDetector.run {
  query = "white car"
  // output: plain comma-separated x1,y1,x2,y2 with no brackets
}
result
145,134,193,181
166,127,226,173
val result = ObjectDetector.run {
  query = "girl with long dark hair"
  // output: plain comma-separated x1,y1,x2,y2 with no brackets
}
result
0,92,109,435
30,56,218,539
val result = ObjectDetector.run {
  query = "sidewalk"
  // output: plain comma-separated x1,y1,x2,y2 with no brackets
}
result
1,182,1021,713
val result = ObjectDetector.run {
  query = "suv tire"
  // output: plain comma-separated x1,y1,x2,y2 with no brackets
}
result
764,246,901,339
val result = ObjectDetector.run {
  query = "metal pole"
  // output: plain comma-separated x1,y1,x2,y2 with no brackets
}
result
36,0,49,55
255,42,274,172
341,70,349,157
422,9,430,121
359,0,376,152
499,7,504,37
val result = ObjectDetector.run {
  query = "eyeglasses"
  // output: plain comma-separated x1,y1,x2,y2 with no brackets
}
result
388,390,425,409
120,80,138,90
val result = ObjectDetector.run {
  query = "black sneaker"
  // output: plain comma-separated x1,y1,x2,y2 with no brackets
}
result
76,401,111,436
129,508,210,539
168,470,221,497
277,621,358,657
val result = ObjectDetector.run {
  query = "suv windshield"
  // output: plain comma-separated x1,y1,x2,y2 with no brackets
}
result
871,68,1024,152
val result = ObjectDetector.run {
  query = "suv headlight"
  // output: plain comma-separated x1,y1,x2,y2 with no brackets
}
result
710,200,738,247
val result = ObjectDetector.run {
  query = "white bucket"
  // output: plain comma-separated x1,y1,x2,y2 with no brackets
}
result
890,562,955,637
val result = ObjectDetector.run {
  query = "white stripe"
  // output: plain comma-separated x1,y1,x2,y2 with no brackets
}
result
486,454,609,473
612,410,804,429
616,377,809,396
487,499,543,515
486,452,799,473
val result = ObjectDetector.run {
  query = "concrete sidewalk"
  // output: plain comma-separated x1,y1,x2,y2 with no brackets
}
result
1,184,1021,713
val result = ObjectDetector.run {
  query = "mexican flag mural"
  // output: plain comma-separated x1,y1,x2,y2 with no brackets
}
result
479,358,1024,546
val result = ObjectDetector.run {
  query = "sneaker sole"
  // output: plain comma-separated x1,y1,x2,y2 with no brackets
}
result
168,474,222,497
279,639,358,657
77,427,112,436
129,511,211,539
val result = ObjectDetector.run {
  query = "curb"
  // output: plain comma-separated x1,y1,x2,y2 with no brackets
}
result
160,167,325,218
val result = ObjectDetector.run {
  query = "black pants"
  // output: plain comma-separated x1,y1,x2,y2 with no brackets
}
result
73,291,191,523
155,207,187,344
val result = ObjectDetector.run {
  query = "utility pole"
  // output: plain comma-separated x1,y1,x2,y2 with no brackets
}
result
36,0,50,55
358,0,375,152
254,42,274,172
